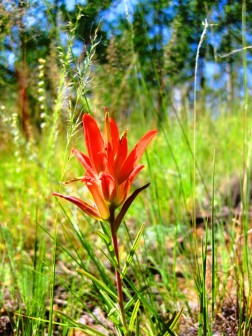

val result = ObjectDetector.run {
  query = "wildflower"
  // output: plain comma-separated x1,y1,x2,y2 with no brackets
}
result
53,112,157,223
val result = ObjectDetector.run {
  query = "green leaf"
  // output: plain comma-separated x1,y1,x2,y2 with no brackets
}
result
122,223,145,276
95,229,110,245
99,290,116,310
99,290,120,319
55,310,107,336
129,299,140,332
54,202,110,285
158,328,176,336
77,268,117,301
123,278,159,320
158,309,183,336
99,291,121,327
96,226,116,262
168,308,183,331
124,285,148,312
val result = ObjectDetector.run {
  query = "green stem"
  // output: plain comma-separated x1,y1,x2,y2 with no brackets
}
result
110,207,128,334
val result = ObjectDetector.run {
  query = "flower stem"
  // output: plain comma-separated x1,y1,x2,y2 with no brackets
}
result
110,208,128,334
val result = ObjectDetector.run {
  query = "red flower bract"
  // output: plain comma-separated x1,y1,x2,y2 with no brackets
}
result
53,112,157,221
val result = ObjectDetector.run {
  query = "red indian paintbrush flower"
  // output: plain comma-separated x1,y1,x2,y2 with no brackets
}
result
53,111,157,226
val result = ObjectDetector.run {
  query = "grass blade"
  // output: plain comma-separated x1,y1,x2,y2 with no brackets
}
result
55,310,108,336
129,299,140,332
77,268,117,301
122,223,145,276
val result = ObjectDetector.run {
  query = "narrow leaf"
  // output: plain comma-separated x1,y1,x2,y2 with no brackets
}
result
95,230,110,245
124,285,148,312
55,310,107,336
77,268,117,301
99,290,118,315
129,299,140,332
122,223,145,276
123,278,159,319
169,308,183,331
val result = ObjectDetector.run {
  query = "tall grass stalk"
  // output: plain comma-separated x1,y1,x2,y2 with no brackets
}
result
193,19,210,335
241,0,252,334
211,149,216,327
193,18,208,230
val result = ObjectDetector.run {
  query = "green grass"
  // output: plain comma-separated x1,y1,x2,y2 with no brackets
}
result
1,107,252,335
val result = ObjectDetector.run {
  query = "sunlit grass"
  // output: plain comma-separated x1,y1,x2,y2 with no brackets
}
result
1,104,252,334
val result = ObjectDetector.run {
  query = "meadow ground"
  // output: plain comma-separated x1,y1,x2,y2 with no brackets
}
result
1,111,252,335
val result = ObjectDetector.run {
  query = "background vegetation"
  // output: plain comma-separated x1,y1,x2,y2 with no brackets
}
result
0,0,252,335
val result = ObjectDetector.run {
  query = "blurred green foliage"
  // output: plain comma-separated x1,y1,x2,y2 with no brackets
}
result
1,0,252,134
